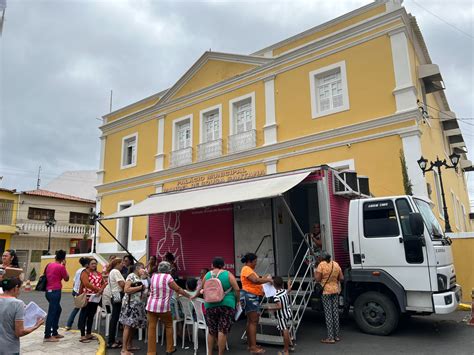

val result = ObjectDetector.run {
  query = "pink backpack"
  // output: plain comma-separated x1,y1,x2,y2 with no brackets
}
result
203,270,231,303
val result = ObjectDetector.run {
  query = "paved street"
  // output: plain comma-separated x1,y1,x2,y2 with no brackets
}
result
19,291,473,355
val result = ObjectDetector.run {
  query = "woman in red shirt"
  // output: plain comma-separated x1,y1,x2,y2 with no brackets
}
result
78,258,106,343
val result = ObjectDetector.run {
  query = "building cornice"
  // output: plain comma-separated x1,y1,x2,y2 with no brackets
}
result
96,108,420,193
100,11,407,136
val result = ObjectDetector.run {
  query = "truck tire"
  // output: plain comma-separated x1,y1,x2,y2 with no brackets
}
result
354,291,399,335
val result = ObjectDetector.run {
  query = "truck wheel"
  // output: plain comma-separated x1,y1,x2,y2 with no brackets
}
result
354,291,399,335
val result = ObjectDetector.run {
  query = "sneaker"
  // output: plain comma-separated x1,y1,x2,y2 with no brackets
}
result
53,334,65,339
44,337,60,343
65,326,72,331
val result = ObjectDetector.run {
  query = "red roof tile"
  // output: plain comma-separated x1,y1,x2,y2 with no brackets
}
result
21,189,95,203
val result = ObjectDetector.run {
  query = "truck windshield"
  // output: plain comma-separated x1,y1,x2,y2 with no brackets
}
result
413,198,444,239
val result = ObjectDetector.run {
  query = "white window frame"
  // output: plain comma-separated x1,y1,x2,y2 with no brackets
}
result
451,190,459,230
120,133,138,169
309,61,350,119
327,159,355,171
229,92,256,136
172,114,193,151
433,170,444,219
461,203,468,232
199,104,222,144
116,200,134,250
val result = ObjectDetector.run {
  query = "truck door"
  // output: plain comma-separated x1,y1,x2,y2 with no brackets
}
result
358,199,431,291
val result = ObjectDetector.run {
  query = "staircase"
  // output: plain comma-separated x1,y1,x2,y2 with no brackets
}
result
242,235,316,345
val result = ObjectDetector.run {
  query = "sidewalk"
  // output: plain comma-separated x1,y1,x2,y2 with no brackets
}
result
20,326,105,355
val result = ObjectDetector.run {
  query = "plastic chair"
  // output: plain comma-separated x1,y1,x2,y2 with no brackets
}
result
178,297,195,349
93,306,111,335
192,298,209,355
142,317,164,345
171,297,184,347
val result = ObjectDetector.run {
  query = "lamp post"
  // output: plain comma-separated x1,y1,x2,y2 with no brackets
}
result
45,217,56,255
90,211,103,254
417,153,460,233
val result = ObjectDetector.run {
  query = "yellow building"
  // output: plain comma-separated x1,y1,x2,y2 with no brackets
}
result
95,0,472,294
0,188,18,253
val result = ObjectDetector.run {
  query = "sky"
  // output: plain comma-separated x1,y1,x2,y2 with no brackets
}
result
0,0,473,201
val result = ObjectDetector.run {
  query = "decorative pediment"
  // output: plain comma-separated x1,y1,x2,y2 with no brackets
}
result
159,51,272,104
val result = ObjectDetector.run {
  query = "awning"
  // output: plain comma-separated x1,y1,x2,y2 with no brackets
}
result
103,170,312,220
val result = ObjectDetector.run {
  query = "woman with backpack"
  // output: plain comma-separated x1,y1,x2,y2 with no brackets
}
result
146,261,190,355
240,253,272,354
199,257,239,355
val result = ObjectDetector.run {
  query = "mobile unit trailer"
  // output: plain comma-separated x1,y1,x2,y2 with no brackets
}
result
104,165,461,340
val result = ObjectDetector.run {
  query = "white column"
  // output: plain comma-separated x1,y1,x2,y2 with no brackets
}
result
389,29,418,113
155,115,165,171
385,0,403,12
95,197,102,238
400,130,428,197
263,75,277,145
97,136,106,184
264,158,278,175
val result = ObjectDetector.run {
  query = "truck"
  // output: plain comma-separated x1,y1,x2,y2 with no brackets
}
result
104,165,461,341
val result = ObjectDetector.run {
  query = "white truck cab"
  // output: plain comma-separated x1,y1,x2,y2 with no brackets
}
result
345,195,461,335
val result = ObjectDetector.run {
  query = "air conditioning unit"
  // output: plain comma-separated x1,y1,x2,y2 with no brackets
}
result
334,170,359,196
357,176,370,196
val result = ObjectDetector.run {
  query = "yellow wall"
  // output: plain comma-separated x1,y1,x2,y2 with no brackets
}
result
0,190,18,235
173,60,258,99
272,3,386,56
451,238,474,303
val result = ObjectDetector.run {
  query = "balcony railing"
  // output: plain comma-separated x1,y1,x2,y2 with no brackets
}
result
170,147,193,167
17,222,95,236
228,129,256,153
197,139,222,161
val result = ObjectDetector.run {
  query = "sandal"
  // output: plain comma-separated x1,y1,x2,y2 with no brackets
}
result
250,348,266,354
109,343,121,349
79,338,92,343
127,346,140,351
86,335,98,341
335,337,341,342
321,338,336,344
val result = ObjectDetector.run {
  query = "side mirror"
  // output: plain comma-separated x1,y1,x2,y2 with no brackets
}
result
409,213,424,236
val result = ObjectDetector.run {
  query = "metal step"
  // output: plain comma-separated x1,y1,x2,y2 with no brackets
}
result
262,304,304,311
256,334,284,345
259,317,298,327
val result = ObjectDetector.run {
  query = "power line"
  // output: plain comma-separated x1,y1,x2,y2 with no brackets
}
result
410,0,474,40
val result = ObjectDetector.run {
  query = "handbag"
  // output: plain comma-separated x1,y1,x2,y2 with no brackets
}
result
314,261,334,298
35,264,49,292
109,282,122,304
74,292,88,308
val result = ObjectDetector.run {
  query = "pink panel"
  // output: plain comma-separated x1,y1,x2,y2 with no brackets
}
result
328,170,350,270
148,205,235,278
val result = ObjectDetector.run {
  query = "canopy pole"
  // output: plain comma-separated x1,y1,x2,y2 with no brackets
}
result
97,219,139,263
279,196,314,254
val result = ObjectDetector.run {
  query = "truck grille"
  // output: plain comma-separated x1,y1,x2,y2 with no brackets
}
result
450,276,456,288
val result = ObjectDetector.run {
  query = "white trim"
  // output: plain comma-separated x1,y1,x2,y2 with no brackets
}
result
389,30,418,113
95,197,102,238
451,190,459,230
97,109,420,193
116,200,134,252
327,159,355,171
228,92,256,136
400,129,427,197
264,159,278,175
99,12,407,134
120,133,138,169
98,136,106,184
264,77,277,145
309,61,350,119
154,183,163,194
432,170,444,220
155,116,166,171
461,203,468,233
199,104,222,144
172,114,193,151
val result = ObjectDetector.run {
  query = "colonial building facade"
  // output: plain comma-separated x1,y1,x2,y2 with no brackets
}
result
95,0,472,268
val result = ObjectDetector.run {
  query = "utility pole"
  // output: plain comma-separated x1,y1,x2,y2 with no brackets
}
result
109,89,113,113
36,166,41,190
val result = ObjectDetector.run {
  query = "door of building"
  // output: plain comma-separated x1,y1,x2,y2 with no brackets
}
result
0,239,5,254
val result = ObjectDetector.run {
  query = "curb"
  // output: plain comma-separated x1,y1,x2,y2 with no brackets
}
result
94,331,107,355
458,303,472,311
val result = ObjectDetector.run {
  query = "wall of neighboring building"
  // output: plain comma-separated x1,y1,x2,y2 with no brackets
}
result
0,190,18,252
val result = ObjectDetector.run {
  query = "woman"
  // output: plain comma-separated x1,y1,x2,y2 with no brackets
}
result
200,257,240,355
119,262,147,355
44,249,69,342
164,252,179,280
106,258,125,349
240,253,272,354
65,256,90,330
146,261,190,355
315,252,343,344
1,249,20,269
78,258,106,343
0,278,44,354
146,255,157,276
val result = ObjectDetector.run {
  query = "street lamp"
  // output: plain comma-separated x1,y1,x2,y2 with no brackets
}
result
417,153,460,233
45,217,56,255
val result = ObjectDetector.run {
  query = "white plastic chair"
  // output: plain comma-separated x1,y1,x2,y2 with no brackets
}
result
94,306,111,335
142,317,164,344
178,297,195,349
171,297,184,347
192,298,209,355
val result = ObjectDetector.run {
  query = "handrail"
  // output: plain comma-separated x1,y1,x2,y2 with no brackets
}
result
254,234,271,255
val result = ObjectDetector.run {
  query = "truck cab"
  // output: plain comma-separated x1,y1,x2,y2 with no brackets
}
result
345,195,461,335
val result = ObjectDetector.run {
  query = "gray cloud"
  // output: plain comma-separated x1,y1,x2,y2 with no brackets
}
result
1,0,473,202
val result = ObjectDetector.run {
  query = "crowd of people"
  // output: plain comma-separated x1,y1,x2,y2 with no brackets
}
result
0,245,344,355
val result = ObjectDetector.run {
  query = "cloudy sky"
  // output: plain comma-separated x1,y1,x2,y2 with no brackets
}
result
0,0,473,200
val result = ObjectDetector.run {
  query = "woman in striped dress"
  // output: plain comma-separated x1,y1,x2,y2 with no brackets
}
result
146,261,190,355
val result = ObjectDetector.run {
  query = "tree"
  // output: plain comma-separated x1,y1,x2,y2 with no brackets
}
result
400,149,413,196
